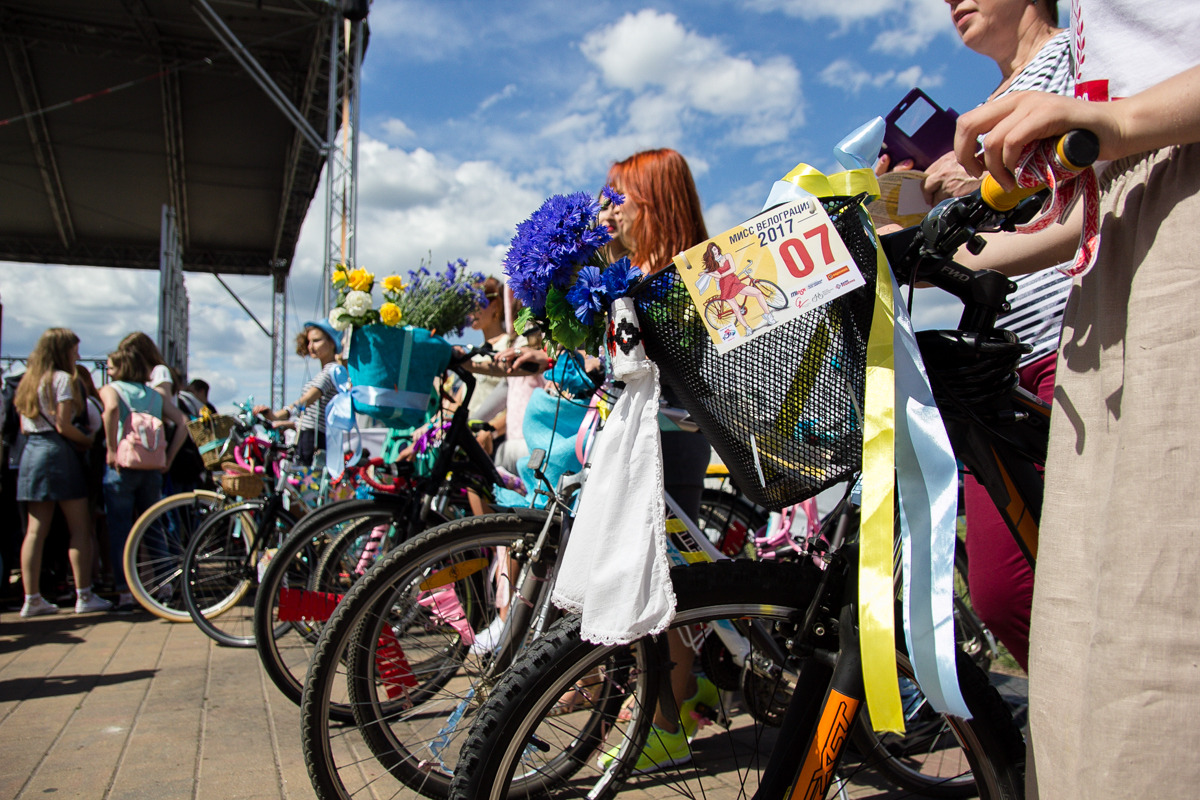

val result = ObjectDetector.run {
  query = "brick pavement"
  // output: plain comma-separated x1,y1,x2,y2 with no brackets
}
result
0,605,1027,800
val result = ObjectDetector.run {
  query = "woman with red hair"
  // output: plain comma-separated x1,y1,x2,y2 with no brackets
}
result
597,148,718,772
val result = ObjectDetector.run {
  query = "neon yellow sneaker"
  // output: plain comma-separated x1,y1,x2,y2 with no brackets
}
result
597,725,690,774
679,676,719,740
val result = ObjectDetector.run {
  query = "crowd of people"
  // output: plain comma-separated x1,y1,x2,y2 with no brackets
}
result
6,0,1198,797
7,330,217,615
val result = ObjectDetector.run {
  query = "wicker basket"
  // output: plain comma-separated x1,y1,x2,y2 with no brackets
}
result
634,196,878,511
188,414,239,470
220,462,264,499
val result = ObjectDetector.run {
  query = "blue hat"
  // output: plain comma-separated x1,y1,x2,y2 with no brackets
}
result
304,319,344,349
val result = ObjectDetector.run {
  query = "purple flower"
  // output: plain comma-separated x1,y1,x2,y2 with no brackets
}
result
601,186,625,208
566,265,607,326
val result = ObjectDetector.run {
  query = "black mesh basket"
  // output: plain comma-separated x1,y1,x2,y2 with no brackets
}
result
634,197,878,510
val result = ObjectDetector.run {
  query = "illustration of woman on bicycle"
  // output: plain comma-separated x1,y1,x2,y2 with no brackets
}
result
701,241,778,334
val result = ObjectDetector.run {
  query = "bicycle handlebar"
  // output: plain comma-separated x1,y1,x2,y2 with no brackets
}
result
881,130,1098,331
977,129,1099,211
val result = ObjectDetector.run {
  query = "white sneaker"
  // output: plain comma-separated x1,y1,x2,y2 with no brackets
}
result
20,596,60,618
762,312,777,326
469,615,507,655
75,592,114,614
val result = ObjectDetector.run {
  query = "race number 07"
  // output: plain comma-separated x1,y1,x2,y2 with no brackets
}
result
780,224,835,279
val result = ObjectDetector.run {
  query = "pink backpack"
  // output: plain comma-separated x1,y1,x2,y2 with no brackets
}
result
111,382,166,470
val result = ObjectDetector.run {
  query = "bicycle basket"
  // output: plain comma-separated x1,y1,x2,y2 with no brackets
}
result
187,414,238,470
634,197,878,510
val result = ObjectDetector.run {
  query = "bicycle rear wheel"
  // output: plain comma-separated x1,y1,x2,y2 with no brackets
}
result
182,501,297,647
254,498,405,710
450,559,1024,800
123,490,223,621
300,509,557,800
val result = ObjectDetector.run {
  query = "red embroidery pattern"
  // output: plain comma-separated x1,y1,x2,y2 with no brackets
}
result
1012,139,1100,278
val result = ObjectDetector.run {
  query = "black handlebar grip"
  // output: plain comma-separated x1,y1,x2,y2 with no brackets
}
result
1056,129,1100,171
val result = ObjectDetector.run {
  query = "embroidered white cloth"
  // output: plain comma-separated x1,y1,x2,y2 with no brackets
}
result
551,297,674,645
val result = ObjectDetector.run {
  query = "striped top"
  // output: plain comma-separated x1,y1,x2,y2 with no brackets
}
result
298,361,339,436
990,31,1075,365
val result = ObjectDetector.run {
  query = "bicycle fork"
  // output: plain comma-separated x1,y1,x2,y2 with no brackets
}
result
754,604,865,800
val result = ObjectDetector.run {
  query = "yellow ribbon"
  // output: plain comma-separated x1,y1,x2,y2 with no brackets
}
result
779,164,881,202
778,161,902,732
859,236,903,733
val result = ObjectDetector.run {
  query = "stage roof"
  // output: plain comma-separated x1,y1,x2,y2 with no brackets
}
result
0,0,347,277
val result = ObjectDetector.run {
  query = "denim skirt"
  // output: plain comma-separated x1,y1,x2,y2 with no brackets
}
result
17,431,88,502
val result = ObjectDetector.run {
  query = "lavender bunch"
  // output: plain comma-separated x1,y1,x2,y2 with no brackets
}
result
392,259,487,336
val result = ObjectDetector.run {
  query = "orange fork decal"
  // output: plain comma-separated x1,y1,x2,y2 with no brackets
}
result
789,690,859,800
992,448,1039,561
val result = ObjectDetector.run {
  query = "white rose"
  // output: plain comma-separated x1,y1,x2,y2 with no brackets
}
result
329,307,352,331
344,290,372,317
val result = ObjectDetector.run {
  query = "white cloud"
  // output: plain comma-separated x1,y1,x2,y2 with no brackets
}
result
819,59,944,95
478,84,518,112
380,118,416,141
578,9,804,147
364,1,473,62
743,0,958,54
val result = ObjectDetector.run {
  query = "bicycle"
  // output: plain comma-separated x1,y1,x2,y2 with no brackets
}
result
252,343,524,704
701,268,788,332
447,131,1099,800
121,399,277,621
297,442,781,800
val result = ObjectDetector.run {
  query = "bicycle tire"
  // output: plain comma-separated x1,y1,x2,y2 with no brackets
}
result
122,489,223,622
450,559,1025,800
696,487,765,560
702,298,730,330
756,278,789,311
254,498,405,710
182,500,298,647
300,509,558,800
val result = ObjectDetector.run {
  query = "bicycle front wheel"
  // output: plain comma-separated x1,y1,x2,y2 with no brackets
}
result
182,500,298,647
450,559,1024,800
123,490,223,621
756,278,789,310
254,497,406,710
300,509,558,800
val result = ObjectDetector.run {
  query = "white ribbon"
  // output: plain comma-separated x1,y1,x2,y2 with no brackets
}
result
890,274,969,718
551,297,674,644
324,364,430,478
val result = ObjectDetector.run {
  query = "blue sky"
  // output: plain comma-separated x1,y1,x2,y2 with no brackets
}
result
1,0,1049,409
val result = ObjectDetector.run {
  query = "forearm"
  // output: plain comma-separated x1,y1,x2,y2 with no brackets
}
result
1109,65,1200,160
955,201,1084,276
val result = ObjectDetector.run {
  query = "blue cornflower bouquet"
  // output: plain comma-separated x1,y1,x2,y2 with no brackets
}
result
503,189,642,355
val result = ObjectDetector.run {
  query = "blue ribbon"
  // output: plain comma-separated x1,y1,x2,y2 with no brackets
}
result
324,364,432,478
834,116,886,170
889,273,969,719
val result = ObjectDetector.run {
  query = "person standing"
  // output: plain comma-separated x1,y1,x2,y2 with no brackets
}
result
257,321,343,467
101,348,189,612
14,328,112,616
596,148,717,770
953,2,1200,795
882,0,1073,672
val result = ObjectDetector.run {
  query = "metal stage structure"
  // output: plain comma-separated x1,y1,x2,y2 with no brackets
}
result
0,0,367,407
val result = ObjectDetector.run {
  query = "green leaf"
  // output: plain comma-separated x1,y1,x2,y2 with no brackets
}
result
515,307,535,335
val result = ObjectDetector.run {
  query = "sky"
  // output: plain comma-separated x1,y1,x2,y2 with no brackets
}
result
0,0,1053,410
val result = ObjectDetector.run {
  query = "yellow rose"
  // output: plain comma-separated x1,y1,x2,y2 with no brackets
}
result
382,275,406,294
379,302,402,326
348,267,374,292
331,269,348,286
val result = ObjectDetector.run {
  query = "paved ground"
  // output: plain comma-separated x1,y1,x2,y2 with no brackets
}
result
0,604,1027,800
